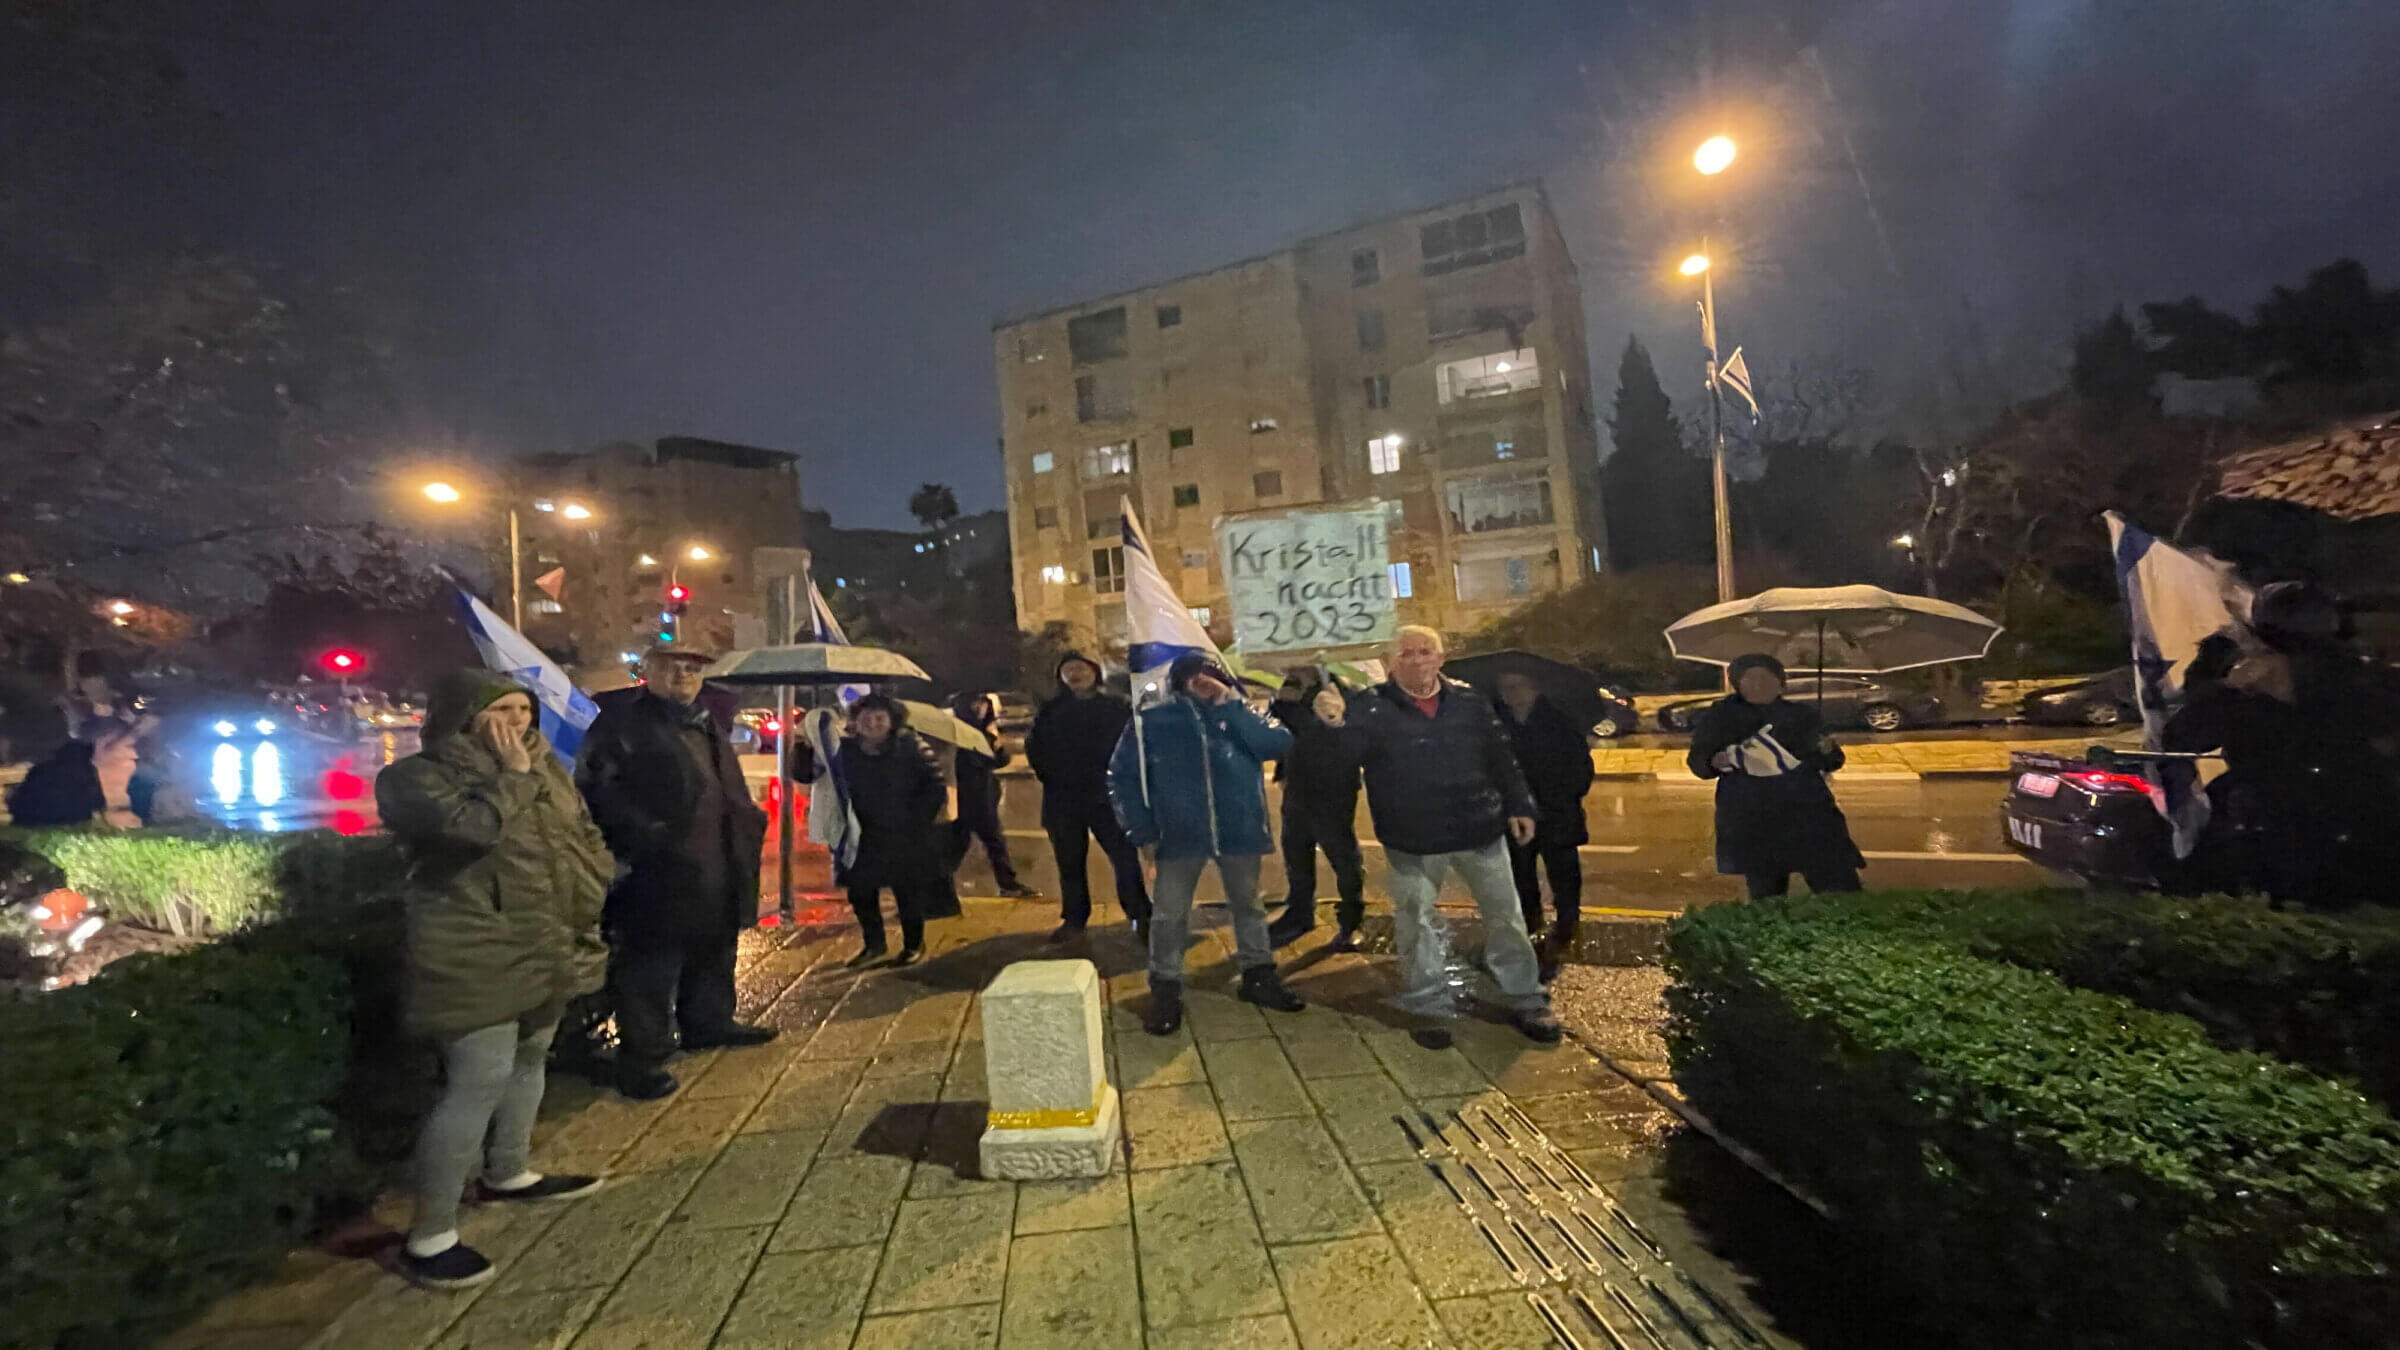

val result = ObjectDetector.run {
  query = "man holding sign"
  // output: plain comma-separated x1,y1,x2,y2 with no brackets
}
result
1315,626,1563,1049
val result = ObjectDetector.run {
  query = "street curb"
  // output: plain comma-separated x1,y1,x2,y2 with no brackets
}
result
1589,771,1659,781
1917,769,2019,780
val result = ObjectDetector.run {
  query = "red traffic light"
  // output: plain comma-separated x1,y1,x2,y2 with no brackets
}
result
320,648,364,675
666,584,690,603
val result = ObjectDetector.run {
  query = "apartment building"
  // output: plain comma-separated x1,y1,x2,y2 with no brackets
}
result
994,181,1605,657
512,436,808,678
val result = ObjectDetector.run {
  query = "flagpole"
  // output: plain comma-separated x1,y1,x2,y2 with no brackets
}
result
508,507,525,631
1701,239,1735,604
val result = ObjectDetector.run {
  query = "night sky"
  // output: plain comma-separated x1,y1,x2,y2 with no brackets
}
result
112,0,2400,526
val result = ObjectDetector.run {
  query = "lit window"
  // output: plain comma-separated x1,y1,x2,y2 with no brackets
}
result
1367,434,1403,475
1091,546,1126,594
1249,417,1277,434
1494,438,1515,459
1445,473,1554,534
1362,374,1389,409
1082,441,1134,477
1040,564,1068,584
1435,348,1541,403
1173,483,1200,507
532,599,564,614
1031,451,1055,474
1187,607,1212,625
1389,562,1414,597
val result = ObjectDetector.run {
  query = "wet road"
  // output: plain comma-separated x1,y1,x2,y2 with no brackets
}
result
182,728,413,833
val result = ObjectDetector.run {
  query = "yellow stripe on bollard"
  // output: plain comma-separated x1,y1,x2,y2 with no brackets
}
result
987,1086,1106,1131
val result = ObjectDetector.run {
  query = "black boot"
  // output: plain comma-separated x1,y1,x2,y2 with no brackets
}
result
1538,921,1578,985
1145,979,1184,1036
1265,904,1316,950
1237,964,1306,1014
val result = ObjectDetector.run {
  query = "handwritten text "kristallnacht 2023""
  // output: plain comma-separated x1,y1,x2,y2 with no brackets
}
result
1222,516,1395,650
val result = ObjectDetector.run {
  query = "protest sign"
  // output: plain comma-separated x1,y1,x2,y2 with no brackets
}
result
1216,504,1398,654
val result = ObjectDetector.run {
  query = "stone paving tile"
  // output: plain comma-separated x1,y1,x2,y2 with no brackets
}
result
1364,1029,1491,1097
175,1247,383,1337
887,988,973,1043
757,994,840,1034
675,1128,823,1228
850,1305,1000,1350
1122,1084,1232,1170
1432,1292,1560,1349
429,1286,606,1350
567,1223,769,1350
679,1041,804,1101
909,1154,1015,1200
1574,1016,1671,1066
1507,1089,1673,1151
996,1224,1141,1348
1453,1025,1620,1098
804,1012,896,1060
1013,1171,1132,1235
538,1094,678,1162
1301,1072,1421,1167
1198,1037,1313,1120
1273,1026,1384,1079
612,1093,755,1172
1227,1117,1380,1245
489,1162,704,1296
1145,1316,1303,1350
1181,989,1272,1042
1352,1161,1524,1298
1114,1022,1207,1089
821,1070,944,1159
744,1057,867,1134
1269,1235,1448,1350
168,1328,317,1350
866,1192,1017,1314
1130,1163,1283,1328
713,1245,881,1350
766,1153,913,1252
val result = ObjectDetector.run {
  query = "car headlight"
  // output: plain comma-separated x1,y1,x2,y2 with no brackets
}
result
214,720,238,737
255,718,277,735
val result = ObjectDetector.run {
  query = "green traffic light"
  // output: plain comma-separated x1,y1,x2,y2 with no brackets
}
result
657,630,675,642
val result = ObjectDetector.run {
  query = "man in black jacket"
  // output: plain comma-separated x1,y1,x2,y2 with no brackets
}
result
1317,627,1561,1048
947,693,1037,899
1494,672,1594,982
1265,666,1365,952
1026,652,1150,942
577,646,775,1100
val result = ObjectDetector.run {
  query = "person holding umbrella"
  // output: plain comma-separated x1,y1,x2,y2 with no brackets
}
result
820,693,958,967
1687,653,1864,898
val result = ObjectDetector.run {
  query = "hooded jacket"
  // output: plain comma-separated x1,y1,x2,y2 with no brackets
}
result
1330,678,1536,856
1109,689,1291,860
1026,652,1130,820
1496,694,1595,845
1687,655,1862,877
822,709,951,892
577,682,767,941
947,693,1011,814
375,670,614,1038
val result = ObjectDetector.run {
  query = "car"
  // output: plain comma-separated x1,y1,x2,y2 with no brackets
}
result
1589,682,1640,739
1655,674,1945,734
1998,748,2174,888
2019,668,2138,727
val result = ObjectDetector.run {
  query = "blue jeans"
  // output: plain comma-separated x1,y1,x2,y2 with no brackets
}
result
1148,853,1270,986
1385,839,1549,1019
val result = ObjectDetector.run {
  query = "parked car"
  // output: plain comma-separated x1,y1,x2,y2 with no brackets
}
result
1655,674,1945,733
2019,668,2138,727
1589,681,1640,739
1999,748,2176,888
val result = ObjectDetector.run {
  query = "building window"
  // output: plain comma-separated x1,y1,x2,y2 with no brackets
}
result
1087,515,1119,540
1082,441,1134,477
1187,606,1212,625
1495,438,1515,459
1025,400,1047,419
1015,334,1045,363
1351,247,1381,287
1092,546,1126,594
1173,483,1200,507
1068,306,1129,363
1075,371,1134,422
1181,550,1208,569
1367,434,1403,475
1157,304,1182,329
1446,473,1555,534
532,598,564,615
1453,552,1558,604
1435,348,1541,403
1505,556,1532,595
1389,562,1414,598
1040,564,1068,584
1362,373,1390,409
1034,505,1058,529
1419,202,1527,276
1356,308,1386,351
1253,470,1284,498
1031,451,1055,474
1168,426,1194,449
1249,417,1278,434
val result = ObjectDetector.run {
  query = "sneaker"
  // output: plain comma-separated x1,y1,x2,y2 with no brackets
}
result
844,945,889,970
999,884,1042,900
481,1173,603,1203
1409,1027,1454,1051
1265,910,1316,950
616,1067,679,1101
1144,980,1184,1036
1324,927,1362,954
399,1242,494,1291
1513,1006,1565,1045
887,947,923,969
1236,964,1306,1014
684,1023,778,1051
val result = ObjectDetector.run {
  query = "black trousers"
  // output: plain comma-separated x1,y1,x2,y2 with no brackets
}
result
1278,800,1365,930
848,882,932,952
608,933,738,1074
1744,865,1863,899
1047,792,1150,927
1509,836,1583,932
949,793,1022,889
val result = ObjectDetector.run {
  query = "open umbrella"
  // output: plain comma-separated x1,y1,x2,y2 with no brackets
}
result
1665,586,2003,675
1444,650,1610,730
897,700,992,757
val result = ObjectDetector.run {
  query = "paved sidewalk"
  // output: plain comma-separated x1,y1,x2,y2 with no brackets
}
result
168,897,1783,1350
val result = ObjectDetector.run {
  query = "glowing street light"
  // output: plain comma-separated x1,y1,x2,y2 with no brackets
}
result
686,544,713,562
1694,135,1737,176
421,481,463,504
1892,533,1918,550
561,503,593,521
108,600,135,616
1679,253,1711,277
637,554,660,567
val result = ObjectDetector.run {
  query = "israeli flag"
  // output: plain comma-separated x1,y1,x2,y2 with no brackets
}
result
800,705,860,870
2106,512,2250,857
805,572,850,645
454,590,601,766
1120,495,1225,703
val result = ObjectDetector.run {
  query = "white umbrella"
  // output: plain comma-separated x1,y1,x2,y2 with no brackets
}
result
702,643,930,686
898,700,992,758
1665,585,2003,675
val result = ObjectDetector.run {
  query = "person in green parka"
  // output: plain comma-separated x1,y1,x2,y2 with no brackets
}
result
375,671,617,1291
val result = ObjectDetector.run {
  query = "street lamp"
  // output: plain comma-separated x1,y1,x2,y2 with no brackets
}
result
685,544,713,563
1694,135,1737,176
1689,134,1741,604
419,480,598,630
1679,253,1710,277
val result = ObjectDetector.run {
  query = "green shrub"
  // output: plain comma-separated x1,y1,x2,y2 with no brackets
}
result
3,827,285,934
1666,898,2400,1348
0,936,350,1350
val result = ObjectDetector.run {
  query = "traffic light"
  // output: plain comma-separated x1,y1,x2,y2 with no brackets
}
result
320,648,366,677
662,582,691,644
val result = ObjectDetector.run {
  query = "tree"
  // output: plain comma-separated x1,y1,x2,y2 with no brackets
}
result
2068,307,2154,415
1602,337,1712,570
2252,259,2400,387
909,483,961,534
199,529,469,693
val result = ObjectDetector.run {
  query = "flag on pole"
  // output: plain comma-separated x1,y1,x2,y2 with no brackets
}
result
799,706,860,869
2106,512,2251,858
454,590,601,766
1697,297,1715,356
804,571,849,645
1119,495,1224,704
1718,347,1761,422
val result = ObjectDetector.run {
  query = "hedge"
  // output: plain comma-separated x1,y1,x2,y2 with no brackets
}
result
4,827,291,935
1666,897,2400,1349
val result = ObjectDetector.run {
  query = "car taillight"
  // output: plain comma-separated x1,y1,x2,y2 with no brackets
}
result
763,719,781,733
2061,769,2152,794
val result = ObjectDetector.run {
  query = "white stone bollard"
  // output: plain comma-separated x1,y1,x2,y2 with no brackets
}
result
977,958,1121,1180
